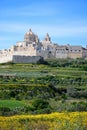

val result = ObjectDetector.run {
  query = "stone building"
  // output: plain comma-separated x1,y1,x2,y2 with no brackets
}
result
55,45,82,59
0,29,87,63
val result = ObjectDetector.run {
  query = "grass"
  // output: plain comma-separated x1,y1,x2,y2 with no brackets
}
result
0,62,87,76
0,100,26,110
0,59,87,114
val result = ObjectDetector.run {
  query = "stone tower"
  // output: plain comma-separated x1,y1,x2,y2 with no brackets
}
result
44,33,51,42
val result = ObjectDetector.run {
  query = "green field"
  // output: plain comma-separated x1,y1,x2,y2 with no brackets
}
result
0,59,87,116
0,100,26,109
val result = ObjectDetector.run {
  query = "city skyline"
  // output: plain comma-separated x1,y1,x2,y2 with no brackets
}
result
0,0,87,49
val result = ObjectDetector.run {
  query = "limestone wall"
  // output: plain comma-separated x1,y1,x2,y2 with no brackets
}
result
12,55,43,63
0,54,13,63
13,50,37,56
56,52,68,59
82,49,87,58
68,52,82,59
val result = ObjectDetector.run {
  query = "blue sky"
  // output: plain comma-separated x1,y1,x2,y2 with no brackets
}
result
0,0,87,49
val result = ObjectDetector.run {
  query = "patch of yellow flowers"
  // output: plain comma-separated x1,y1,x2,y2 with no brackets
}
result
0,112,87,130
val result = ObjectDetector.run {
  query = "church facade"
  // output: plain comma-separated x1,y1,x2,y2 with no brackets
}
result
0,29,87,63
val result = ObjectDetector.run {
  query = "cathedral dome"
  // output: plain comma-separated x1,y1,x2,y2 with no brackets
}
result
24,29,39,43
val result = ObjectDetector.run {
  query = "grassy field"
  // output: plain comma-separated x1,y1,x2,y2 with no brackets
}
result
0,100,26,110
0,59,87,108
0,59,87,129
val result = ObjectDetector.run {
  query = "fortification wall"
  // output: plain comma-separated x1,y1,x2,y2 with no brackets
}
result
82,49,87,58
68,52,82,59
55,52,68,59
13,50,37,56
12,55,43,63
0,54,13,63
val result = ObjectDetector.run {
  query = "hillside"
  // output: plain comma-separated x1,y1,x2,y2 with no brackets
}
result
0,58,87,116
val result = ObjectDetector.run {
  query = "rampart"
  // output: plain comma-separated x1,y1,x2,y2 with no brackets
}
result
12,55,43,63
0,54,13,63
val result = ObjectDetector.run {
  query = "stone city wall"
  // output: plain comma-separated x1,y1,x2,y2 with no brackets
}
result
55,52,68,59
0,54,13,63
68,52,82,59
12,55,43,63
13,50,37,56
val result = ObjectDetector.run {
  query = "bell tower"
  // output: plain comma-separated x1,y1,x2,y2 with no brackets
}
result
44,33,51,42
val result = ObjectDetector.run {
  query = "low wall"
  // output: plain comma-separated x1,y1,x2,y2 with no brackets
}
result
12,55,43,63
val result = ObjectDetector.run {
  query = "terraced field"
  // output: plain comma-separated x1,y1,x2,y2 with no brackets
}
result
0,59,87,129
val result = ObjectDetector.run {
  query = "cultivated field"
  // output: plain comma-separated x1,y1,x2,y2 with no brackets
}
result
0,59,87,129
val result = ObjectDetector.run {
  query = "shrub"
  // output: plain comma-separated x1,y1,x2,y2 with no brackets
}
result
31,99,52,114
0,107,11,116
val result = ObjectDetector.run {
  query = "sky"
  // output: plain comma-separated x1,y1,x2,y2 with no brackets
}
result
0,0,87,49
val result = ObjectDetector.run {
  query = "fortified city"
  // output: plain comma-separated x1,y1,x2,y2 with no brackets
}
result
0,29,87,63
